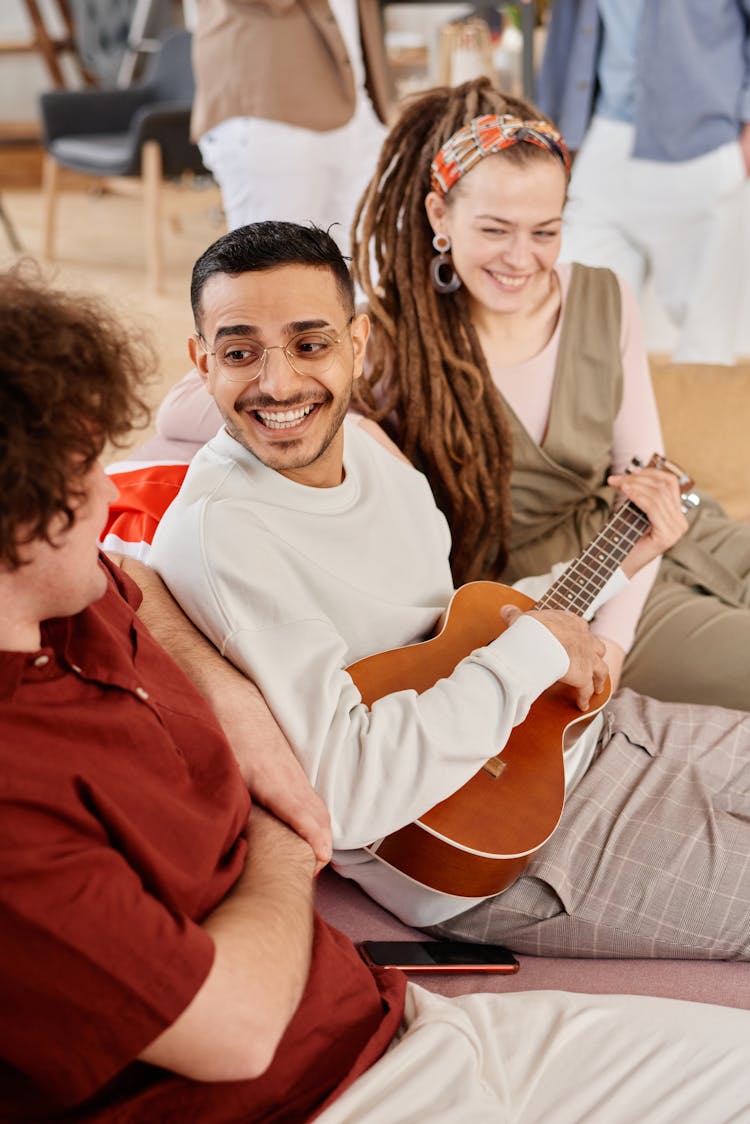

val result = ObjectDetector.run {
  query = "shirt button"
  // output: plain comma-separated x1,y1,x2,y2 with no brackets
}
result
135,686,150,701
33,655,50,668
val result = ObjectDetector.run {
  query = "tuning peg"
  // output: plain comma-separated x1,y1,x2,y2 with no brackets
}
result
625,453,696,498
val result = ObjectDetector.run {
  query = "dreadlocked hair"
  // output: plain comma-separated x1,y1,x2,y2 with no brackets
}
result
351,77,555,585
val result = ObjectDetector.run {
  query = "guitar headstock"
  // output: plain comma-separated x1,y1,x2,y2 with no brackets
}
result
628,454,700,513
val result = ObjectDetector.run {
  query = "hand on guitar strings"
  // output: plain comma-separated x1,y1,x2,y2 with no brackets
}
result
501,604,609,712
607,464,689,577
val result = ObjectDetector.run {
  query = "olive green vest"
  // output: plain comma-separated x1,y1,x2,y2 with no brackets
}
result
500,264,750,609
501,264,623,585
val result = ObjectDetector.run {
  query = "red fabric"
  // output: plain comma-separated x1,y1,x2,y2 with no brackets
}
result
102,463,189,552
0,558,405,1122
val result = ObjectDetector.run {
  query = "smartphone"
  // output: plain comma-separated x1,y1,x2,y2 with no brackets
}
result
358,940,519,974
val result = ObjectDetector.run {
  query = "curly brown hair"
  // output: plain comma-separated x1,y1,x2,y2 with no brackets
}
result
351,78,561,584
0,262,154,569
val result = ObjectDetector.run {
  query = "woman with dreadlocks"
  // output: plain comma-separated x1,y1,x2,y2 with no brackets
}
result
347,76,750,713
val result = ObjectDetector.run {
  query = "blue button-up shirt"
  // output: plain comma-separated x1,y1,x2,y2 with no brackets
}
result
537,0,750,160
594,0,645,123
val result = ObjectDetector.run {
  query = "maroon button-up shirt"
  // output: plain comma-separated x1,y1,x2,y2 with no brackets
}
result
0,556,404,1122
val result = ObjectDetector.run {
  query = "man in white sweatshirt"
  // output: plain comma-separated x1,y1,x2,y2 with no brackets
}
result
150,221,750,960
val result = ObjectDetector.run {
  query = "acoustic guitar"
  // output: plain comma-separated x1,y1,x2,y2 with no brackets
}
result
348,455,697,899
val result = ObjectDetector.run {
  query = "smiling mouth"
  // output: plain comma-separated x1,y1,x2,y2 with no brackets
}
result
487,271,527,288
253,404,318,430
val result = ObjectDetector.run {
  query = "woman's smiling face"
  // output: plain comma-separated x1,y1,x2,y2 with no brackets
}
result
425,152,567,318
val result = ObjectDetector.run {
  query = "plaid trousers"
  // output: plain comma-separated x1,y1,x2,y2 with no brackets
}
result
427,689,750,958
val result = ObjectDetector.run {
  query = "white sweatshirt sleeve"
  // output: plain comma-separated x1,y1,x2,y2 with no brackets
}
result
150,496,569,851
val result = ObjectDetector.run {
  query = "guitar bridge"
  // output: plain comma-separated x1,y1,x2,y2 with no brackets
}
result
482,755,506,779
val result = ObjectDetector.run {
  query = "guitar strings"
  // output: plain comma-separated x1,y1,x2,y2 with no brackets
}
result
538,501,650,617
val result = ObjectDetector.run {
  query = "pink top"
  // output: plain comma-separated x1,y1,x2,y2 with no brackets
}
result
490,263,665,654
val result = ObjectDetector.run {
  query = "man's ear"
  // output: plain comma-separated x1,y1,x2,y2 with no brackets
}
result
424,191,447,237
350,312,370,383
188,334,210,385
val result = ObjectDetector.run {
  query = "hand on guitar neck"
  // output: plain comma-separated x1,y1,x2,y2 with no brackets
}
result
501,458,690,711
607,460,689,577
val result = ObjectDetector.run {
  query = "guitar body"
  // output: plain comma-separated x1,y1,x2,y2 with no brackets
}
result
347,456,693,899
348,581,611,899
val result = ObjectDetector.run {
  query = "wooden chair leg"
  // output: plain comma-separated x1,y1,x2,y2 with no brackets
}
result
41,153,60,261
0,196,23,252
142,140,163,294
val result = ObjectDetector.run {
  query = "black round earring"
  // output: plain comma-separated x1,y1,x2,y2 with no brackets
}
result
430,233,462,294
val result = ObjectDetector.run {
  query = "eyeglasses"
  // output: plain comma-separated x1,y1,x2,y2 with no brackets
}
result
198,319,354,383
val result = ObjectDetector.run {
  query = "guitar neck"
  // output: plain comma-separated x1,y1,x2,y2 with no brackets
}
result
537,499,651,618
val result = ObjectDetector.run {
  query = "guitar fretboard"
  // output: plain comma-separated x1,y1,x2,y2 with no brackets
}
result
537,500,651,617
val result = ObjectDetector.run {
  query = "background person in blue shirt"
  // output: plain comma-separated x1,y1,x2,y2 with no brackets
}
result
537,0,750,364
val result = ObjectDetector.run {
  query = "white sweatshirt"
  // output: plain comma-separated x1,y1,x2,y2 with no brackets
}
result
150,420,624,925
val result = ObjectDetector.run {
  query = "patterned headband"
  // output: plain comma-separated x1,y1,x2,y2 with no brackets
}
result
430,114,571,197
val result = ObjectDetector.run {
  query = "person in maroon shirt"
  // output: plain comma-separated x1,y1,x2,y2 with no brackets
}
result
2,263,750,1124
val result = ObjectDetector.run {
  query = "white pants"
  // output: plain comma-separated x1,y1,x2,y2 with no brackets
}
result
318,984,750,1123
198,100,386,257
560,116,750,364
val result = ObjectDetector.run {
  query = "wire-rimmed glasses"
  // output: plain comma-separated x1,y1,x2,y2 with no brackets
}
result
197,318,354,383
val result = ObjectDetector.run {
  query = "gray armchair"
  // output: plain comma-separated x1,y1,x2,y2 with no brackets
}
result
39,29,208,292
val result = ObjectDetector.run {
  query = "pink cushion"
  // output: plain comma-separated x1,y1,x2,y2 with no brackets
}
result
315,868,750,1008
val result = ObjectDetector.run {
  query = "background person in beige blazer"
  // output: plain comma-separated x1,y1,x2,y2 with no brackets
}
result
191,0,393,253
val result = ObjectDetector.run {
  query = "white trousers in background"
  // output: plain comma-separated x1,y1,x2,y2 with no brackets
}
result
319,984,750,1123
560,116,750,364
198,101,386,257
